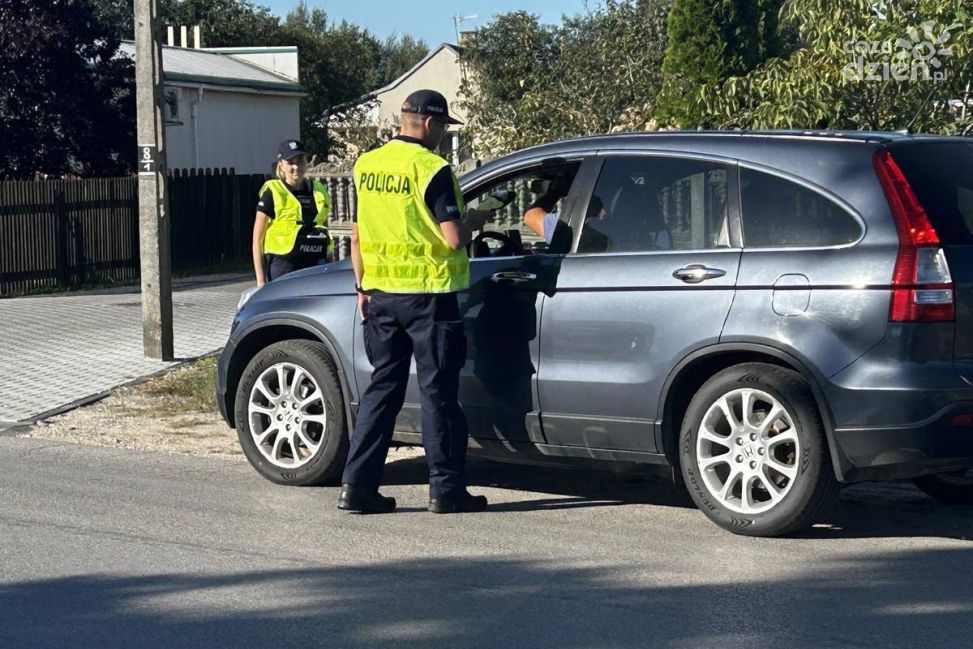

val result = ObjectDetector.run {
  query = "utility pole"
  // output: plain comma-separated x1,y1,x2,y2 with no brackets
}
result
134,0,174,361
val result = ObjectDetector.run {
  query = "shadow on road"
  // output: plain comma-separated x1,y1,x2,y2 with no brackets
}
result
384,453,973,540
382,452,695,511
2,549,973,648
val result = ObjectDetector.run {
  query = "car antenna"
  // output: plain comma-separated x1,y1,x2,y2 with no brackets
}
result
902,86,938,134
903,56,972,134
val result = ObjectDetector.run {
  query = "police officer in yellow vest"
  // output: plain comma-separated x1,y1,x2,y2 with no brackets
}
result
337,90,490,515
252,139,331,287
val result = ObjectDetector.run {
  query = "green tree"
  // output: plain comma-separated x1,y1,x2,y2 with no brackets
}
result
282,2,427,157
701,0,973,133
459,1,671,157
656,0,785,127
282,4,379,156
162,0,280,46
0,0,135,178
378,33,429,87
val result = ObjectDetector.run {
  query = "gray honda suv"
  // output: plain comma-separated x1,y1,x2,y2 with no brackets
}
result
217,130,973,536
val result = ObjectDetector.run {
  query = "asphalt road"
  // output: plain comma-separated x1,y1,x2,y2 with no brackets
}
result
2,436,973,649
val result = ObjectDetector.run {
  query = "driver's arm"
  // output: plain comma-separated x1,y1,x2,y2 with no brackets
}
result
426,166,487,250
524,177,569,242
524,207,547,238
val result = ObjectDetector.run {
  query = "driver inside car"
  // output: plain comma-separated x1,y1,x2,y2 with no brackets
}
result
523,175,573,244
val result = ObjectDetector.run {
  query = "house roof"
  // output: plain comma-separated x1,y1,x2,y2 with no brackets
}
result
322,42,460,120
117,42,304,94
370,43,461,97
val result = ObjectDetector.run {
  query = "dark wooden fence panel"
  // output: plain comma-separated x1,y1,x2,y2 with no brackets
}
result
168,173,266,271
0,173,353,296
0,178,140,295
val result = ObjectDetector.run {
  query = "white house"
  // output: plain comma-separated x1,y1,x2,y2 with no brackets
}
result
328,43,470,164
118,42,306,174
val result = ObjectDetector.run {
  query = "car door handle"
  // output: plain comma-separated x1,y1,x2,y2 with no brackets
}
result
672,265,727,284
490,271,537,284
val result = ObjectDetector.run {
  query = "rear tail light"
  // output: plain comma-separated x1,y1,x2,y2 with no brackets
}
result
948,414,973,427
873,149,955,322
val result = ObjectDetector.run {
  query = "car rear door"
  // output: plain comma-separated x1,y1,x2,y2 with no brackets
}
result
535,153,742,454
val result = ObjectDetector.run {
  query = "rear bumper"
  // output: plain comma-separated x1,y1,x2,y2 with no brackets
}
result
822,332,973,482
831,402,973,482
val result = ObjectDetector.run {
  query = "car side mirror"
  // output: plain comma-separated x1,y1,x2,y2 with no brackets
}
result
477,189,516,212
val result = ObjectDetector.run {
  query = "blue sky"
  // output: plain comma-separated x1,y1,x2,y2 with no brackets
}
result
261,1,591,45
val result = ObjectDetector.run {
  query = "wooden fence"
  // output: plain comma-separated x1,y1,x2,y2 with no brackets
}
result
0,173,357,296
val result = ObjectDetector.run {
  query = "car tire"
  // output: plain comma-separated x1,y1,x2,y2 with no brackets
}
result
679,363,840,537
234,339,348,486
912,471,973,504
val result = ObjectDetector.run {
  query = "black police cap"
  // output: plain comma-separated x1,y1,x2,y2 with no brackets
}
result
278,139,308,160
401,89,463,125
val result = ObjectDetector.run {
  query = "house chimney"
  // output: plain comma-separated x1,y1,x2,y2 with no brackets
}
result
180,25,188,48
193,25,201,48
459,30,477,46
167,25,175,46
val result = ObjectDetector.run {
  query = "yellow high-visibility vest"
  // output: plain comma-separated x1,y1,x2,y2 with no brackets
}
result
260,179,331,256
354,140,468,293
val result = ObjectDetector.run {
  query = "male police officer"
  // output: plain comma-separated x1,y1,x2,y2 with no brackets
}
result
337,89,490,514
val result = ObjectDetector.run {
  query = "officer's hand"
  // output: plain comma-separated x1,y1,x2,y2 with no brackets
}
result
357,292,370,320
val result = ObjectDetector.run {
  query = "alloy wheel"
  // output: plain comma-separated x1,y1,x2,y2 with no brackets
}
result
696,388,800,514
248,362,327,469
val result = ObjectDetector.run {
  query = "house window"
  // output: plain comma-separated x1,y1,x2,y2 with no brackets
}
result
164,89,183,126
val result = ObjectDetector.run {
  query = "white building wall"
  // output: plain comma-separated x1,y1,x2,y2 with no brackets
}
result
375,48,465,125
164,86,301,175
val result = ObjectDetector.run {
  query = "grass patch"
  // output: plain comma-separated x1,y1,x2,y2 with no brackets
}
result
127,356,218,415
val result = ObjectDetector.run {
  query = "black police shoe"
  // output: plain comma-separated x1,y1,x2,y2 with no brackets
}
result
429,490,488,514
337,484,396,514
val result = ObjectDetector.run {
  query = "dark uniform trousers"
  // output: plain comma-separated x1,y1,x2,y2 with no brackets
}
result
342,290,470,498
266,256,299,281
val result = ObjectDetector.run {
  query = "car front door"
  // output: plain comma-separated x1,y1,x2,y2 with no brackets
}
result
536,153,742,454
351,157,595,446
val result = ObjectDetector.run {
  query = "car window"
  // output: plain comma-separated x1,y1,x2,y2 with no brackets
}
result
577,156,732,254
740,169,860,248
464,162,581,255
890,142,973,244
960,187,973,235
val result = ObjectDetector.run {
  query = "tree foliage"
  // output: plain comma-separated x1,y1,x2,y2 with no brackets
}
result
163,0,279,45
655,0,786,126
0,0,135,178
2,0,428,177
459,1,671,157
697,0,973,133
460,0,972,152
279,2,428,156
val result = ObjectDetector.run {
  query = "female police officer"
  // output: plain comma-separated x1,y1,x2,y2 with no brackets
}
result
251,140,332,287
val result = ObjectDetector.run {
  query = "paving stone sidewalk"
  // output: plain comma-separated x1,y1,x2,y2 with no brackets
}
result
0,275,253,425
